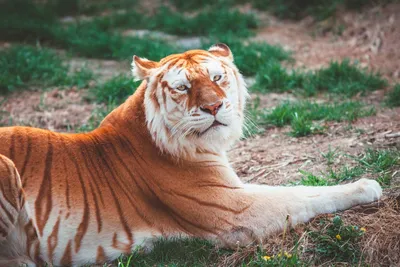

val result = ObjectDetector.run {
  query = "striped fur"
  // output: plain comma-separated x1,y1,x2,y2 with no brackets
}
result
0,45,382,266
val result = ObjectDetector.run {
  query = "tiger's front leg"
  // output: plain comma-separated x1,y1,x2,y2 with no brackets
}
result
218,178,382,247
0,155,40,266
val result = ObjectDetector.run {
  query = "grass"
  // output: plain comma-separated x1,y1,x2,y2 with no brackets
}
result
295,148,399,187
0,45,94,94
386,84,400,107
91,75,140,104
87,6,258,38
309,215,366,264
252,59,387,96
251,0,393,20
115,215,366,266
78,75,140,132
204,35,292,76
252,101,375,129
126,238,219,266
321,145,339,166
77,103,118,133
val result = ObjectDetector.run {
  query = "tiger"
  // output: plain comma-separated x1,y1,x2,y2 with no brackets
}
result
0,43,382,266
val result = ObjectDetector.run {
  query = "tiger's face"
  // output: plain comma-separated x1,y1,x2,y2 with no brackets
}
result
132,44,248,158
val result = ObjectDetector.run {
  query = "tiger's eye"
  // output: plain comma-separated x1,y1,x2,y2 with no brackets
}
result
213,75,222,82
176,85,188,91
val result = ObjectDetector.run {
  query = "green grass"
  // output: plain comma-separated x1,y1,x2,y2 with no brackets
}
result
77,102,118,133
88,7,258,38
321,145,339,166
0,45,94,93
115,216,365,266
309,215,365,264
295,148,399,187
0,0,259,61
122,238,219,266
386,84,400,107
91,75,140,104
303,59,387,96
149,7,258,37
253,101,375,129
56,22,180,60
204,35,292,76
353,148,400,174
78,75,140,132
251,0,393,21
252,59,387,96
251,61,303,93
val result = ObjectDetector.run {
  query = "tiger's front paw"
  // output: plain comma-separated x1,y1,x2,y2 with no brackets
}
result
354,178,382,204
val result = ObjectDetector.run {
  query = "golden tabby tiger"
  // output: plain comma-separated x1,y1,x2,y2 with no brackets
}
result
0,44,382,266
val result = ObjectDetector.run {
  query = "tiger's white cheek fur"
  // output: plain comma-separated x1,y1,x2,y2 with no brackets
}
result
144,61,248,158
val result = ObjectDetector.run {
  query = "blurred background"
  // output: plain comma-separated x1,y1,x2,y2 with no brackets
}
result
0,0,399,266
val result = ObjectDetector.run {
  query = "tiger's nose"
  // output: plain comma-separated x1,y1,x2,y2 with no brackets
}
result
200,101,223,116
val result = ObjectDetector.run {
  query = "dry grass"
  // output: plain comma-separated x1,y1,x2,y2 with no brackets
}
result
342,193,400,266
214,192,400,266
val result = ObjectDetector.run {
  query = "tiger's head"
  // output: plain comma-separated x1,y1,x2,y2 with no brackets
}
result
132,44,248,159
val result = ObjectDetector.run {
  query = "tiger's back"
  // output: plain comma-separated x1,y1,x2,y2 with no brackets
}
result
0,124,173,265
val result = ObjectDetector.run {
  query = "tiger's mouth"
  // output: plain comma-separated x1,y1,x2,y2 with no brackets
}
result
198,120,228,135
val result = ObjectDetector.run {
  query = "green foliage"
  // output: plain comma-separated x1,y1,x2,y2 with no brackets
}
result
168,0,233,11
90,6,258,38
290,113,314,137
252,0,339,21
355,148,400,174
0,46,93,93
150,7,258,37
204,36,292,76
251,0,393,20
91,75,140,105
309,216,365,264
321,145,338,166
53,21,180,60
126,238,218,266
298,170,334,186
255,101,375,129
250,251,306,266
252,62,303,93
0,0,58,42
326,166,365,182
295,148,399,187
77,102,118,132
304,59,387,96
252,60,386,96
385,84,400,107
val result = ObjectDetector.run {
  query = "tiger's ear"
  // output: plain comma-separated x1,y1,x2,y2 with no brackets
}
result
131,55,159,81
208,43,233,62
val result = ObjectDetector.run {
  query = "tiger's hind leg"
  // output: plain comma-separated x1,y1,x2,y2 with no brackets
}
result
0,155,39,266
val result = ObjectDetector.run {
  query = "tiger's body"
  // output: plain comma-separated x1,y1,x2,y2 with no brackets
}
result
0,44,382,266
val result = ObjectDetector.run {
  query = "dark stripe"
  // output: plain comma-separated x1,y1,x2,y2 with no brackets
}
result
92,136,154,229
34,134,53,236
62,157,71,218
0,224,7,237
60,240,72,266
171,191,250,214
89,135,137,240
79,141,103,233
9,129,16,161
61,140,90,253
21,131,32,184
0,198,14,223
47,216,61,262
